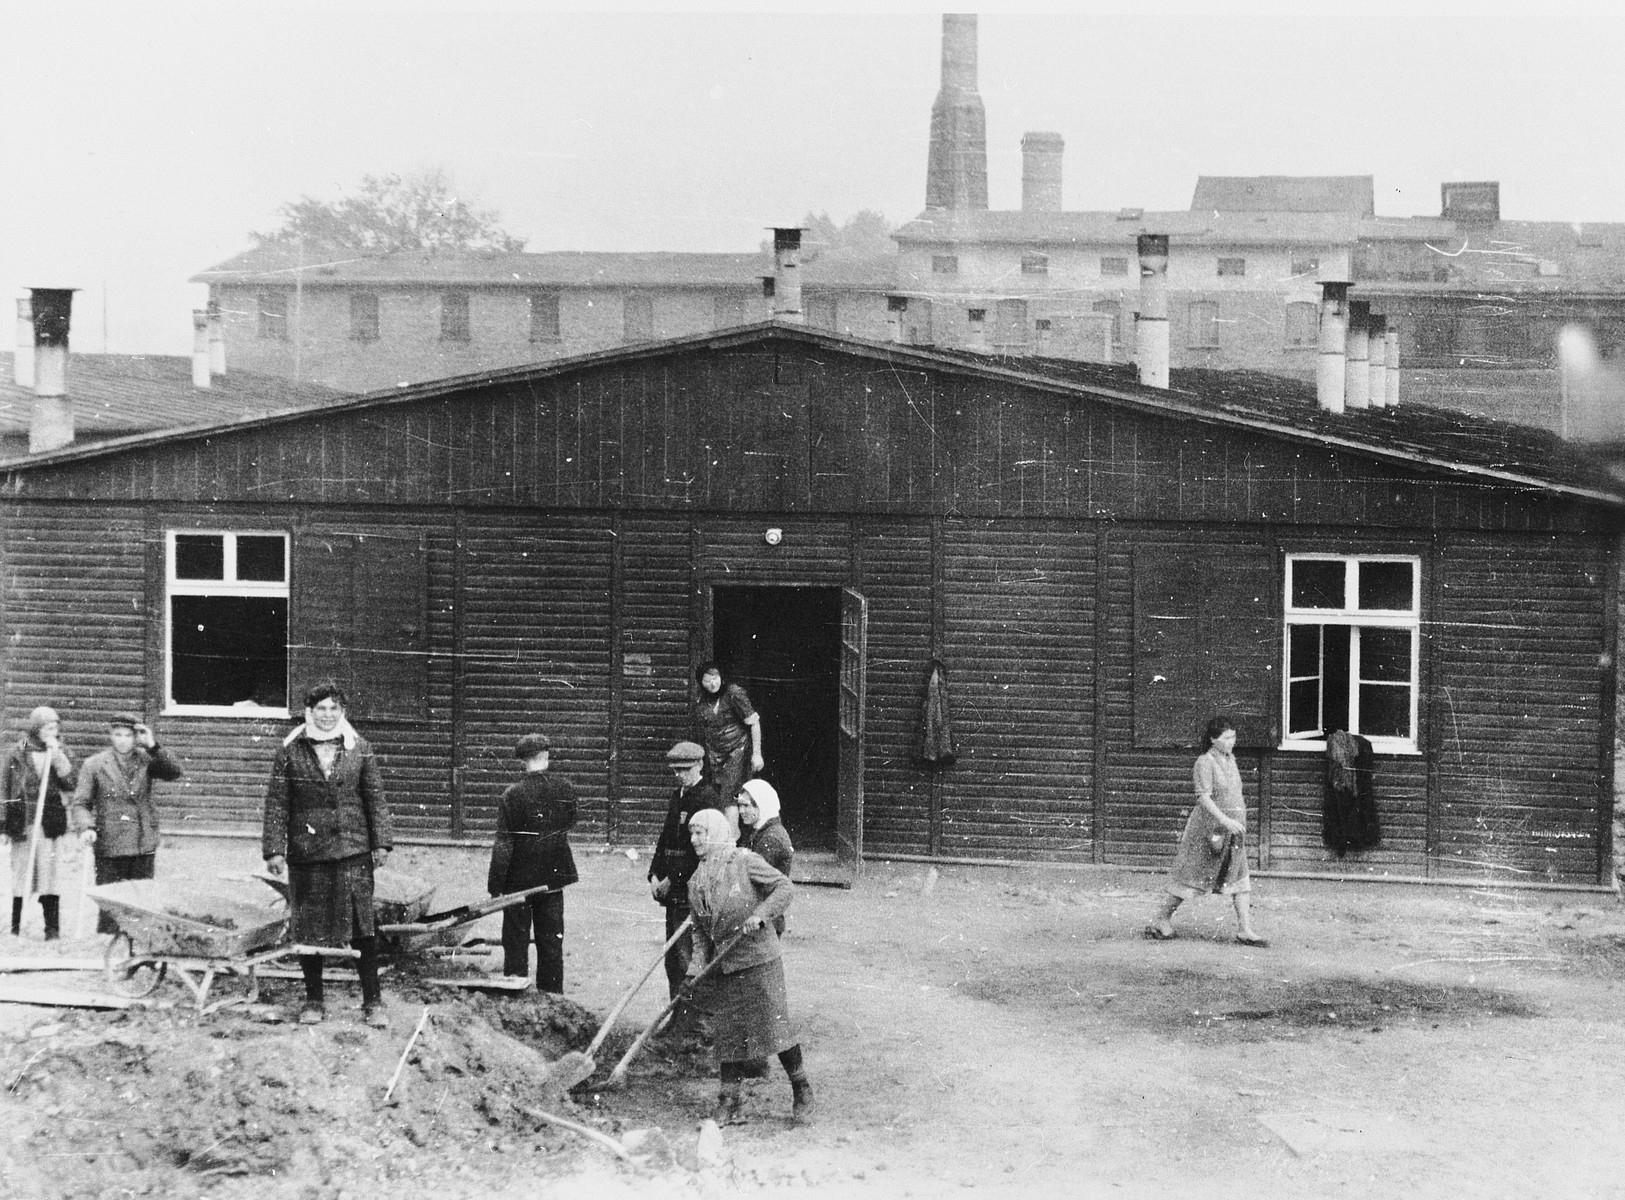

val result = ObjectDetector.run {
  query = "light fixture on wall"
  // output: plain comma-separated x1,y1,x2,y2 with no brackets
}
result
764,528,783,546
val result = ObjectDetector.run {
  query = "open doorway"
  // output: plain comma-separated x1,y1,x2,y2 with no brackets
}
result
711,585,841,849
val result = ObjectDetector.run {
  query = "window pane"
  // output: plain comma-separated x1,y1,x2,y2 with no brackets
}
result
1291,560,1345,609
236,536,286,583
530,291,561,341
175,534,224,580
1288,678,1321,735
441,292,470,342
171,595,287,708
1323,624,1351,732
1289,623,1321,676
1359,683,1410,739
1100,256,1128,276
1217,257,1246,277
1358,561,1414,611
1360,627,1413,682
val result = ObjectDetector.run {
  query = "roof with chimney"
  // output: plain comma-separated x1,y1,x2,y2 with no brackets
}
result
193,246,898,291
0,353,351,446
1,324,1614,503
1191,175,1375,215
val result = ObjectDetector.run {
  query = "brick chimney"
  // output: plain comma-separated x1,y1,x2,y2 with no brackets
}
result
770,228,804,323
13,297,33,388
29,288,75,454
1316,282,1350,414
925,14,989,210
1135,234,1170,389
1021,132,1064,212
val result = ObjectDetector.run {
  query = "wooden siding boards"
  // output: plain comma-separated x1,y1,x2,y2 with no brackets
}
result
1431,532,1609,883
940,520,1094,861
858,520,935,856
457,513,613,837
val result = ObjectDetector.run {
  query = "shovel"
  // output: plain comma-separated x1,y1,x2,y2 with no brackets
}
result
579,915,692,1072
18,755,53,935
604,926,750,1088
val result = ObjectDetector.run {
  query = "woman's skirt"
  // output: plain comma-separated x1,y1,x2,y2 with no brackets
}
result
1166,807,1250,899
289,853,376,946
711,958,796,1063
706,745,750,808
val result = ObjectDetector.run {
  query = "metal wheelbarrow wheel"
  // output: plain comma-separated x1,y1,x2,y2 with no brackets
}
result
104,932,167,998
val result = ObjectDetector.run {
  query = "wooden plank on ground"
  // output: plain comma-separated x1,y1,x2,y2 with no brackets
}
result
0,983,136,1009
0,958,104,974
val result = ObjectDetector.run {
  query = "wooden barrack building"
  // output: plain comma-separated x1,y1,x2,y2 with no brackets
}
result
1,324,1619,885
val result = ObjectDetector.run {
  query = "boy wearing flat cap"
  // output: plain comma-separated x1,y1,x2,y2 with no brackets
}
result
649,740,724,998
71,714,184,934
488,732,578,992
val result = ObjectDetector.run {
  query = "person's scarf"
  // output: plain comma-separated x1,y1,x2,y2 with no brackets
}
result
687,808,739,902
283,715,359,750
738,778,780,826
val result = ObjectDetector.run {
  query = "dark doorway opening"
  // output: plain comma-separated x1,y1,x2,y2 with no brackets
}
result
711,585,841,848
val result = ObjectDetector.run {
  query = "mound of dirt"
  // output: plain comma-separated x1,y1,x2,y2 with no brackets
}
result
1,992,614,1200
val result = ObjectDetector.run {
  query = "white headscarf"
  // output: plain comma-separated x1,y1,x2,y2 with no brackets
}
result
283,711,359,750
738,778,781,826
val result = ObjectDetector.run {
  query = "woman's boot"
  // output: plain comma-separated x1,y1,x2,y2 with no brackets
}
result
40,895,60,941
712,1078,743,1126
10,897,21,936
789,1071,815,1125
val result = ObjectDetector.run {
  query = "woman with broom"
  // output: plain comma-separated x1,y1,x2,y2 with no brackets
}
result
683,808,814,1126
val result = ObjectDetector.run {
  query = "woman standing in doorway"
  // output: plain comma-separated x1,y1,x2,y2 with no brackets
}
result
693,661,764,815
1145,714,1268,946
263,681,395,1026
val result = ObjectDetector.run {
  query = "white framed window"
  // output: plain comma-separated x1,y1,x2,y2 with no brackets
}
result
1282,554,1421,754
166,531,290,716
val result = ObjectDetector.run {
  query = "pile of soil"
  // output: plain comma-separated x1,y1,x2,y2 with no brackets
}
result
1,989,614,1200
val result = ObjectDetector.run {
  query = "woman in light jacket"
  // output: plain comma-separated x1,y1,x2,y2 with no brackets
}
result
684,808,813,1126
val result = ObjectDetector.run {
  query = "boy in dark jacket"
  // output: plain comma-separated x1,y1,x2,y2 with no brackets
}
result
488,733,578,993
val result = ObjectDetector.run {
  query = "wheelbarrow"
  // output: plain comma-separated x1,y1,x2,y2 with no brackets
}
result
377,883,562,949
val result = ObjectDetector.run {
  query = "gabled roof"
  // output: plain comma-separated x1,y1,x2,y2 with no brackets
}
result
192,246,897,291
1192,175,1375,215
1,324,1617,505
894,208,1367,247
0,353,350,443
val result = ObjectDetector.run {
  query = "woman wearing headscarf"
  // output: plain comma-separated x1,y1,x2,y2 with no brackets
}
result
1,706,76,940
684,808,813,1126
263,681,394,1027
1144,714,1267,946
693,661,763,815
735,778,792,935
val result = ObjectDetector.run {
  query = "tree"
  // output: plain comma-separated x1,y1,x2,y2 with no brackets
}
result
252,169,526,255
764,210,896,257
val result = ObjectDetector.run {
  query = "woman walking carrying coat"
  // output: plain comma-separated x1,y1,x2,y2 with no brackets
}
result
263,681,394,1027
1145,715,1268,946
684,808,814,1126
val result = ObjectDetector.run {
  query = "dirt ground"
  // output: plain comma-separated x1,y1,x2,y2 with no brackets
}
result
4,836,1625,1199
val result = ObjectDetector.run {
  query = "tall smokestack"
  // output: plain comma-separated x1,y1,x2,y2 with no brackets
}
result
1345,300,1371,410
192,309,212,388
771,228,803,323
1317,282,1350,414
29,288,75,454
1385,326,1400,408
1021,131,1064,212
207,298,226,375
925,15,989,210
13,298,33,388
1367,314,1388,409
1135,234,1170,389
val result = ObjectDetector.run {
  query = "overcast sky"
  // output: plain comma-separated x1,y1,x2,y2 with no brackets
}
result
4,2,1623,355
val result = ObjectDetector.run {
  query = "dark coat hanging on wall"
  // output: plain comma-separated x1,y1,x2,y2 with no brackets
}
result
918,660,956,765
1323,730,1381,857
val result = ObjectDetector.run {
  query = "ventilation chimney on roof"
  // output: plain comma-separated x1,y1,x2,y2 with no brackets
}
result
192,310,212,389
886,295,908,344
207,299,226,376
1135,234,1170,389
925,14,989,210
1345,301,1371,410
1316,282,1350,414
13,297,33,388
28,288,75,454
1021,132,1064,213
770,228,804,323
1367,315,1388,409
1384,325,1400,408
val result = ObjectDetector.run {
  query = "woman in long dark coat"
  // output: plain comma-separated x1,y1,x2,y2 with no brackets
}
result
263,681,394,1027
684,808,813,1126
1144,714,1267,946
